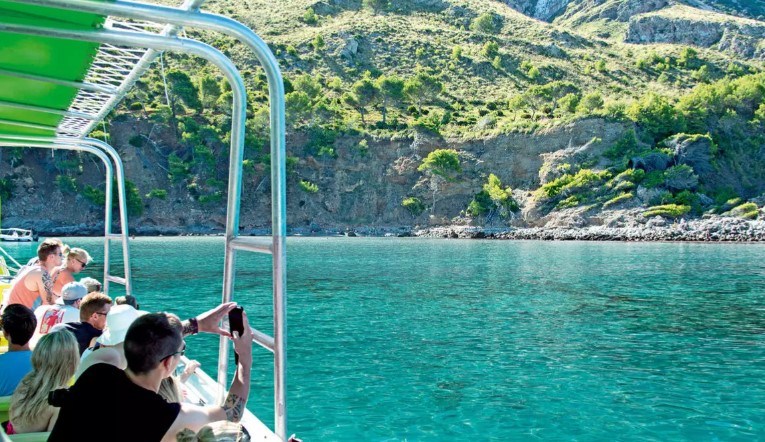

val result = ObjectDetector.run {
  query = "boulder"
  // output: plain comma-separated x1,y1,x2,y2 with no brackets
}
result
667,134,714,178
628,151,672,172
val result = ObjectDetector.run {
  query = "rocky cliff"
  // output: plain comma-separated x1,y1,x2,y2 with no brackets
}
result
626,5,765,58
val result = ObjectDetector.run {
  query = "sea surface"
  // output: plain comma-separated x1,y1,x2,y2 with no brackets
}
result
4,237,765,441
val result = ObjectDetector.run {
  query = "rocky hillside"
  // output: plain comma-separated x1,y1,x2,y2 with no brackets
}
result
2,0,765,235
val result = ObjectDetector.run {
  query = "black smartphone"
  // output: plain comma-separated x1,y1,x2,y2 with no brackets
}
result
229,306,244,336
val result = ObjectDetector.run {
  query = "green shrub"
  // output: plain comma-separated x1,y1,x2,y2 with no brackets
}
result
480,41,499,60
56,175,77,194
299,180,319,193
730,202,759,219
128,135,144,147
0,178,13,201
146,189,168,200
418,149,461,179
82,185,105,206
603,192,634,208
604,129,639,160
643,204,690,218
402,197,425,216
125,180,144,217
302,7,318,24
641,170,665,188
168,153,191,183
470,12,501,34
537,169,610,199
556,195,582,209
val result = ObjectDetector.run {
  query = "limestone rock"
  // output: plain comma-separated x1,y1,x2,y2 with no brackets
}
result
628,152,672,172
667,134,714,178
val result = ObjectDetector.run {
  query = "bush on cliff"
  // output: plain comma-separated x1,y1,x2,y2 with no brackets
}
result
643,204,691,219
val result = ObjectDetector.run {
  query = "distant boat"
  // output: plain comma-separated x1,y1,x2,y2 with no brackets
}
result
0,228,37,242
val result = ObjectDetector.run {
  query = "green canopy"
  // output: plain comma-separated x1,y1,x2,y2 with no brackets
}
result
0,1,110,137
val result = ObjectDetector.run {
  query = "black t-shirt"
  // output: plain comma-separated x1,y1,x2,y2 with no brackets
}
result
62,322,102,355
49,364,181,442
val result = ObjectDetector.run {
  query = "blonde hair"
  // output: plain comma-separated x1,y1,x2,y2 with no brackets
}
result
10,329,79,429
176,422,249,442
68,247,91,265
158,376,183,403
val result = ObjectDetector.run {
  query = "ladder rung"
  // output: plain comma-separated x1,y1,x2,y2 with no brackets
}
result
105,233,123,240
229,237,272,254
251,328,275,352
106,275,126,285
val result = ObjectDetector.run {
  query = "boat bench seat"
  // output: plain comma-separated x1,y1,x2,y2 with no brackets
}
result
0,397,49,441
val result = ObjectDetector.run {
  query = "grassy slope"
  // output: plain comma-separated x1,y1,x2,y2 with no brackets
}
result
119,0,764,221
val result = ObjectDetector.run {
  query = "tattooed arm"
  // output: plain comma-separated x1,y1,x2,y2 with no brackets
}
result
36,268,56,305
163,312,253,441
222,311,253,422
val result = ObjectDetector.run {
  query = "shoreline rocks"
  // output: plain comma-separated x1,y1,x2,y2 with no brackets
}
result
414,216,765,241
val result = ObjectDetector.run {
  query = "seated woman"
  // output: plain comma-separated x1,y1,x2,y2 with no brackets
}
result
7,329,79,434
52,248,91,297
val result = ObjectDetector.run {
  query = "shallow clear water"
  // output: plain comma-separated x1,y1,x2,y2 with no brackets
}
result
5,238,765,440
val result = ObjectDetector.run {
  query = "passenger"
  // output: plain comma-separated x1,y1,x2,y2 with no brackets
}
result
79,277,102,294
30,282,87,347
60,292,112,355
0,305,36,396
115,294,139,310
49,303,253,442
77,304,145,376
157,376,183,403
14,238,64,275
52,248,91,297
3,239,64,309
7,329,79,434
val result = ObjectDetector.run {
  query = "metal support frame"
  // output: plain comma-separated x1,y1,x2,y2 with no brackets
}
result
0,17,274,430
0,135,133,295
0,140,116,283
4,1,289,437
6,0,289,437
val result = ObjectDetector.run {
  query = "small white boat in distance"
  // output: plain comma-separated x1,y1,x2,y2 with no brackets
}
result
0,228,37,242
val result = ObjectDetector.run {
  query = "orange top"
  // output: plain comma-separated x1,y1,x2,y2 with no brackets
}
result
6,266,55,309
52,267,75,296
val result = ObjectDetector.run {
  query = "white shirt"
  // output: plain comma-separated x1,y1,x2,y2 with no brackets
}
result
30,303,80,347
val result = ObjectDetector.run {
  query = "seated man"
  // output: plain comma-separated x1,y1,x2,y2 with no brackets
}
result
114,294,139,310
0,304,36,395
30,282,87,347
79,277,102,294
3,239,63,309
59,292,112,354
49,303,252,442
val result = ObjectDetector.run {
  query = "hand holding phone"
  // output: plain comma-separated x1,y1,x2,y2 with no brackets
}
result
228,306,245,365
228,306,244,336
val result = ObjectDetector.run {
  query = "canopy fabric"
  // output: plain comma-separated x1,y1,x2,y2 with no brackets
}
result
0,1,110,137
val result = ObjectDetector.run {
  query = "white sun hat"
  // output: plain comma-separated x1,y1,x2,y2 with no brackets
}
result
96,304,147,346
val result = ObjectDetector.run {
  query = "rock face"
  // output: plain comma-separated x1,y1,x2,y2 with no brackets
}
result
626,8,765,58
500,0,573,21
557,0,669,25
667,134,714,177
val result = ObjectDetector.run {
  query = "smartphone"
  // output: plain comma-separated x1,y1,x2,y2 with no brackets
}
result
229,306,244,336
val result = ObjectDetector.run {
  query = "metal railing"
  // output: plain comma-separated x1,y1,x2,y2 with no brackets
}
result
1,3,289,436
0,135,133,295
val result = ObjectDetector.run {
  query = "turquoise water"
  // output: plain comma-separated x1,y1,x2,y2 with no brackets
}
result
5,238,765,440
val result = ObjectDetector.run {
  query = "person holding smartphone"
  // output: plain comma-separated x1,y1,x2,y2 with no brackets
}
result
48,303,254,442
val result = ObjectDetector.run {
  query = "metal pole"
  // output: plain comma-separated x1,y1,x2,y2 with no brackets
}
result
0,23,247,400
9,1,289,434
6,1,289,435
0,141,114,269
0,135,130,295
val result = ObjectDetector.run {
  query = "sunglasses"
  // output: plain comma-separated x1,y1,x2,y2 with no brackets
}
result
76,258,87,268
162,342,187,361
